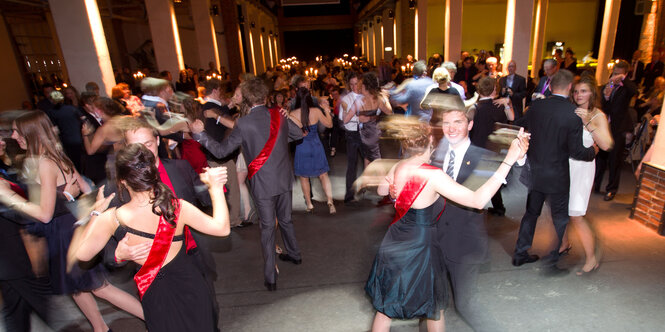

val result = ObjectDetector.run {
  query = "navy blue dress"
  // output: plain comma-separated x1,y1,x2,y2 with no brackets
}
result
294,124,330,177
365,197,447,320
28,184,106,295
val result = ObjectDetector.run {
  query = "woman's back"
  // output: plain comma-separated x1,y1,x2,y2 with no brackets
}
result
392,161,442,210
115,202,185,266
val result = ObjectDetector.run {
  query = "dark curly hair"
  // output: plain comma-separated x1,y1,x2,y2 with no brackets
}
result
115,143,177,226
360,72,381,97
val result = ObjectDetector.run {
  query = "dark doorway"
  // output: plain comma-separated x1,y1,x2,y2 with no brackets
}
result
283,29,354,60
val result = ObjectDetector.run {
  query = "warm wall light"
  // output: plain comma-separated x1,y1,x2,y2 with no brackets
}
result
251,21,255,28
388,10,394,19
385,47,393,51
210,5,219,16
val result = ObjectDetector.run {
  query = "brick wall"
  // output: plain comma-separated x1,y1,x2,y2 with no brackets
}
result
631,162,665,235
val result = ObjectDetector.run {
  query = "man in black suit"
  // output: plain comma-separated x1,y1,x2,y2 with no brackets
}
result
533,59,558,100
499,60,527,120
629,50,645,85
430,104,502,332
191,77,303,291
201,78,242,227
594,60,638,201
513,70,597,270
0,174,52,331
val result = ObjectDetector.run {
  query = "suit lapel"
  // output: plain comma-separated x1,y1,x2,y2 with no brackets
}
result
457,145,482,184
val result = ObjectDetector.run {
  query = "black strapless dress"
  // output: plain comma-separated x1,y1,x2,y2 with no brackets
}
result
141,245,217,331
365,197,447,320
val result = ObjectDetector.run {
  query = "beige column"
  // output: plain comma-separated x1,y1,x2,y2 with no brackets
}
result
191,0,220,71
394,0,402,57
145,0,184,78
530,0,548,79
368,23,375,64
415,0,427,60
383,9,395,60
444,0,463,62
596,0,622,84
503,0,535,78
48,0,115,96
0,15,28,109
374,16,383,64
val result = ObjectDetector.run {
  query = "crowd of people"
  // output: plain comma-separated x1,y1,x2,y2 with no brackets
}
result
0,46,662,331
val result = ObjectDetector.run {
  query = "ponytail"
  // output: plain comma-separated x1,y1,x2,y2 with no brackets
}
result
152,182,177,227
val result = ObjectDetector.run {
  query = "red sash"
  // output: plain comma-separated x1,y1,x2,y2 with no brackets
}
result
158,160,197,252
134,199,180,299
247,107,281,179
391,164,442,225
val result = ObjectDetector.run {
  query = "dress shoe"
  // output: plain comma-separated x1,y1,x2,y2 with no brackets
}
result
264,281,277,291
558,246,572,256
278,253,302,265
604,192,616,201
512,254,539,267
487,207,506,216
234,220,254,228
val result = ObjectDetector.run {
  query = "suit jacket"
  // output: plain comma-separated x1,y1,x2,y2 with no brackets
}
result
194,105,303,199
499,74,527,118
432,142,490,264
535,76,553,97
390,75,435,122
601,78,638,134
523,95,596,193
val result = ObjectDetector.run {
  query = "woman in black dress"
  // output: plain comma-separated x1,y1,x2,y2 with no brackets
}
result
366,118,529,331
71,143,230,331
0,111,143,332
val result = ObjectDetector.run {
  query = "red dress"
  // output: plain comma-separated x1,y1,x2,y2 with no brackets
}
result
181,139,208,174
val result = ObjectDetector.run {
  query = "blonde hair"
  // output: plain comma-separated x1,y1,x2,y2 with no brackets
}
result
140,77,170,96
432,67,451,85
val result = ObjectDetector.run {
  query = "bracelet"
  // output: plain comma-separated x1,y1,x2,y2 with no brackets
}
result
90,210,101,217
501,161,514,167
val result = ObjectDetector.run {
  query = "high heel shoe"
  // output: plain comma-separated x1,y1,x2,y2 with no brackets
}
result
558,246,572,256
576,264,600,276
328,201,336,214
305,203,314,213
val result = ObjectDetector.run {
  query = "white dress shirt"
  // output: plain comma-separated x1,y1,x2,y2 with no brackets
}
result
442,138,471,181
340,92,362,131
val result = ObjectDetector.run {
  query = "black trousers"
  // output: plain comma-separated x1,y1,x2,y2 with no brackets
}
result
344,131,364,202
514,190,569,264
255,191,301,284
594,131,626,193
444,259,501,332
490,187,505,211
0,276,52,332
